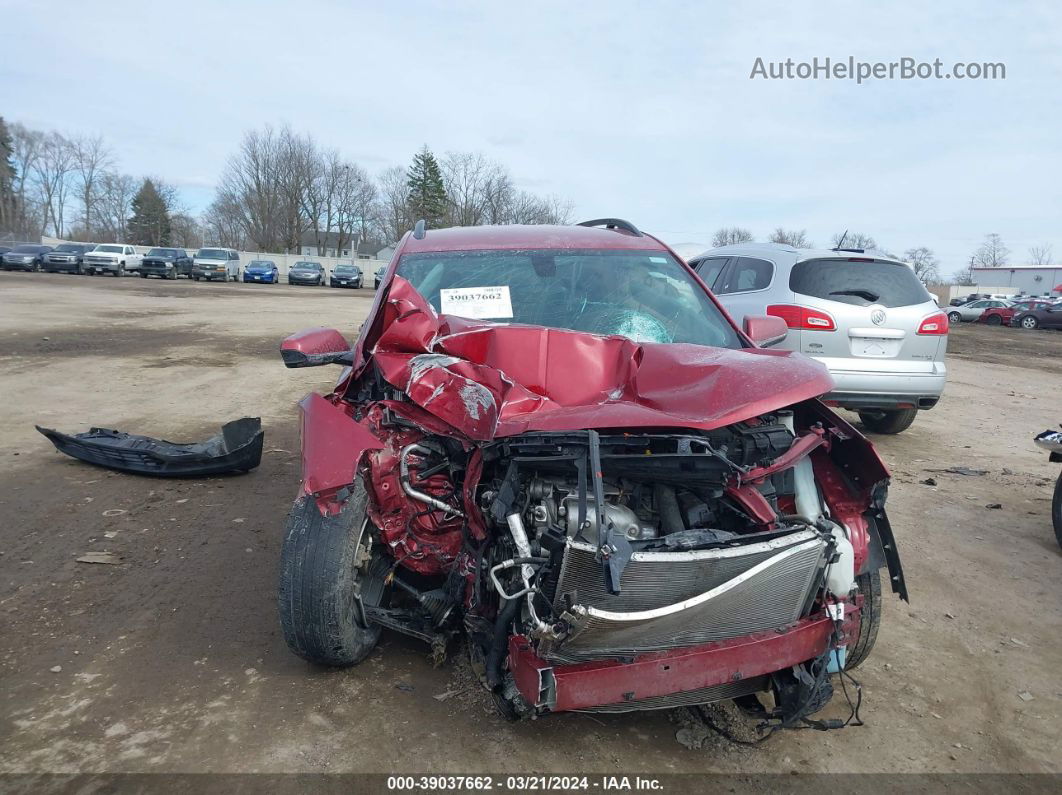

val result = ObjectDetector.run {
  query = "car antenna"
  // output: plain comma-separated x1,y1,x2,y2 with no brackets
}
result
833,230,848,251
413,219,427,240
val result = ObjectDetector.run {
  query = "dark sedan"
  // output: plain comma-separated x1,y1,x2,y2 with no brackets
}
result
140,248,192,280
329,263,363,288
1013,303,1062,330
288,261,325,286
2,244,53,271
43,243,94,274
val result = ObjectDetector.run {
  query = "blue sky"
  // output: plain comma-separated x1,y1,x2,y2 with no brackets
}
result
2,0,1060,274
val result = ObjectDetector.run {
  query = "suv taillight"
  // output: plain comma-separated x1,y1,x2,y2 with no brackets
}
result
917,312,949,335
766,304,837,331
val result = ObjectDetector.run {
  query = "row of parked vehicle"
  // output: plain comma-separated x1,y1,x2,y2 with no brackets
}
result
0,242,387,288
944,293,1062,330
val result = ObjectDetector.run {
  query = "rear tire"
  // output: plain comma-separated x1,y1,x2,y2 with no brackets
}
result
859,408,918,435
985,314,1002,326
947,311,962,323
278,482,387,667
1020,315,1039,330
845,570,881,670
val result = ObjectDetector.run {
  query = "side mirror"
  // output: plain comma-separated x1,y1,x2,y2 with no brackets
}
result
743,315,788,348
280,327,354,368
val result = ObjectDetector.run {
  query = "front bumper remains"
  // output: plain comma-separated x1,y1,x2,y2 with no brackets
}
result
508,607,857,713
36,417,264,476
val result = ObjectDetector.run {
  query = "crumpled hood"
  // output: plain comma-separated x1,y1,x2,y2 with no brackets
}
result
356,277,835,440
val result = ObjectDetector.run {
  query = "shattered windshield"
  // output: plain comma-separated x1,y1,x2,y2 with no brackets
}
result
396,249,743,348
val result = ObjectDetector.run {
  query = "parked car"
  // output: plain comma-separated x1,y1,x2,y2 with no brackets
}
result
2,244,53,271
374,265,386,288
689,243,946,434
329,263,363,288
979,299,1053,326
945,298,1012,324
243,260,280,284
287,261,325,286
277,220,905,723
140,247,192,280
43,243,94,274
83,244,143,276
0,246,11,256
1013,303,1062,330
192,248,240,281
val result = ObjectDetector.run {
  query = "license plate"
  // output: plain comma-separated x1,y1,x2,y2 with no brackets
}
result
254,276,261,280
851,337,902,357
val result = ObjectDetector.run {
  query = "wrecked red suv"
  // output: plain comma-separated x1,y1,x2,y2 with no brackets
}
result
277,219,906,724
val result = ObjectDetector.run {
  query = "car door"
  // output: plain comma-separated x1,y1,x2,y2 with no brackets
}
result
959,299,989,320
1043,305,1062,329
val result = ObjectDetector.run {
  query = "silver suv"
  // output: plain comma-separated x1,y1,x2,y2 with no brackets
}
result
689,243,948,434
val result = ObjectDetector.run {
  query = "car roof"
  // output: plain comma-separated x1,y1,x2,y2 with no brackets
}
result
698,241,908,267
399,224,669,254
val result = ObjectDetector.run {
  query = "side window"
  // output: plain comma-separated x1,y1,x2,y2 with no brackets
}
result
694,257,729,290
721,257,773,294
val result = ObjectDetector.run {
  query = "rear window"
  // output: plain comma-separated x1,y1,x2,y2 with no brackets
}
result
790,258,930,308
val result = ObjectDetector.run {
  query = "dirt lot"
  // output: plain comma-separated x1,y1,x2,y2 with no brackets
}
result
1,273,1060,776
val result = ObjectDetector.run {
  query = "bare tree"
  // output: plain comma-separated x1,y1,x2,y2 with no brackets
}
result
903,246,940,283
972,233,1009,267
712,227,754,247
768,228,811,247
831,231,877,250
202,193,246,249
375,165,413,244
169,212,203,248
95,172,137,241
8,122,45,237
1028,244,1053,266
31,132,77,237
71,135,112,236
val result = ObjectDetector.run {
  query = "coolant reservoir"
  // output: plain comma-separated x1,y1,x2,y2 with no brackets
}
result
826,521,856,598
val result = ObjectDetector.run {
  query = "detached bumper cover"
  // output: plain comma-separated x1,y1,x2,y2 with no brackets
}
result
36,417,264,476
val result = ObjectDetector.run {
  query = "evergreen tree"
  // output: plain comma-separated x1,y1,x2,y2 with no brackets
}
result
0,116,16,234
127,178,171,245
406,146,448,230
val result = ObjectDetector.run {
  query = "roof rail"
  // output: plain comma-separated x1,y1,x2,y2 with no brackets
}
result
413,219,426,240
577,218,643,237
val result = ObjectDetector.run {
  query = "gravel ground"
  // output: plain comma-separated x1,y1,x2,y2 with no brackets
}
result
1,273,1059,776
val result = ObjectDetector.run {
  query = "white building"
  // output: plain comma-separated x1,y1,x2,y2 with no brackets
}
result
972,265,1062,297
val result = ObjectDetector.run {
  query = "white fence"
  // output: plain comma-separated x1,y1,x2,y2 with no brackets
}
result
41,236,389,278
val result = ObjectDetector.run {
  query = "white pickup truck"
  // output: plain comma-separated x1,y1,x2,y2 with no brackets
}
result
83,244,143,276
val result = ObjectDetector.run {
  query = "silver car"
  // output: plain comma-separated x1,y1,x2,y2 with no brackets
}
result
689,243,948,434
946,298,1012,323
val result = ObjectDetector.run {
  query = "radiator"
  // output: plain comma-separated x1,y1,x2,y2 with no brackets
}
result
546,530,827,663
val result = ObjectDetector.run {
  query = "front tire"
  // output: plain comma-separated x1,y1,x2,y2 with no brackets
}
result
1020,315,1039,330
1052,472,1062,549
947,311,962,323
845,569,881,669
858,408,918,435
278,483,387,667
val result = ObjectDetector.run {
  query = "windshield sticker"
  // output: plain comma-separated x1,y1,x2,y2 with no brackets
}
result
439,286,514,319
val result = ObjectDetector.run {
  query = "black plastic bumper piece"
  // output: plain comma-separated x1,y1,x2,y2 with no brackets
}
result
36,417,264,477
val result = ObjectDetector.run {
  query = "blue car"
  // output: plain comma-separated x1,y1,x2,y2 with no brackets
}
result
243,260,279,284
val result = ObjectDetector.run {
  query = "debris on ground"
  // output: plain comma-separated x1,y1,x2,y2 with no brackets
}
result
49,666,62,673
394,682,415,692
1018,691,1034,702
76,552,121,565
920,477,937,486
926,467,989,476
985,503,1003,510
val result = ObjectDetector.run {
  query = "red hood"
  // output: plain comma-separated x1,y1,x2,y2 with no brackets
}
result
355,277,835,441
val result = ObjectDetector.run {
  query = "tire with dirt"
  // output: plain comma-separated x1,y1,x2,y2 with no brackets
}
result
985,314,1002,326
845,569,881,670
1053,471,1062,549
858,408,918,435
278,482,387,666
